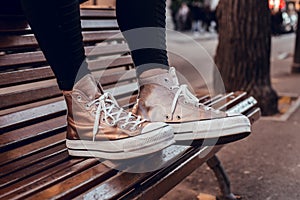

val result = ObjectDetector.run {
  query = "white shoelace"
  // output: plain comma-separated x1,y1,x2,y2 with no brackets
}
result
87,92,146,141
168,67,218,116
170,84,214,115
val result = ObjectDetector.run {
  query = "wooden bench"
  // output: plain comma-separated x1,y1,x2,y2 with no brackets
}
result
0,7,261,200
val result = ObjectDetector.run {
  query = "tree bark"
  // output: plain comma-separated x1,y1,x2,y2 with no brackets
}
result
214,0,278,116
292,11,300,73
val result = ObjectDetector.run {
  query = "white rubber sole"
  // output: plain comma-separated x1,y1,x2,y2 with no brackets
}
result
170,115,251,141
66,125,175,160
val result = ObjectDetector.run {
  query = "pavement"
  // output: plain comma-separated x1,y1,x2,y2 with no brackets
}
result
162,32,300,200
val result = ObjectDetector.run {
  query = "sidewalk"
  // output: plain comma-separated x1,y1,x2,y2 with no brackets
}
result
163,33,300,200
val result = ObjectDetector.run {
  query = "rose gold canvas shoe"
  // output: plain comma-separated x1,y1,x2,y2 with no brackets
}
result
63,74,174,160
133,67,251,144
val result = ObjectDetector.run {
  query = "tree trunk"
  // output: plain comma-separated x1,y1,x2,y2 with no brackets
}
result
214,0,278,116
292,11,300,73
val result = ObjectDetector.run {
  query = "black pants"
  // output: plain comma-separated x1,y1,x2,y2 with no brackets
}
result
21,0,169,90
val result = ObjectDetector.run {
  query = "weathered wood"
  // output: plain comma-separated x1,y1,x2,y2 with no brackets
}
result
0,43,128,68
0,30,122,51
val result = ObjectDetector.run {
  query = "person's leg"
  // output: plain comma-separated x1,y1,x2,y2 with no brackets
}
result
122,1,251,144
116,0,169,77
21,0,90,91
21,0,174,159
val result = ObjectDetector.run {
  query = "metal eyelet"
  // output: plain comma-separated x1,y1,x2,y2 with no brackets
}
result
120,125,126,129
164,78,169,83
183,100,188,104
85,104,90,110
176,115,181,120
109,122,116,126
77,95,82,102
165,115,170,120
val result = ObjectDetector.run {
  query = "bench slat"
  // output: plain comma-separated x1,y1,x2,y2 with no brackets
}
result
0,142,66,180
0,18,118,34
81,19,118,30
26,163,117,200
0,100,66,131
0,150,68,188
0,56,133,88
0,132,65,169
0,67,135,110
80,9,116,19
0,158,86,200
0,42,129,68
0,30,122,51
80,145,191,200
128,146,222,200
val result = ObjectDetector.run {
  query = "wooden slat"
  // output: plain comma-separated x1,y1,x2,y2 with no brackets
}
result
0,132,65,168
80,9,116,19
0,100,66,131
0,150,69,189
128,146,222,200
0,56,132,88
0,43,128,68
0,18,118,35
81,19,118,30
0,30,122,52
0,68,135,109
26,163,117,200
0,66,54,87
0,142,66,179
0,158,87,200
0,80,61,109
0,17,30,33
95,68,136,86
88,55,133,71
0,81,137,131
0,96,63,116
217,92,247,111
206,92,234,107
0,115,66,150
78,145,191,200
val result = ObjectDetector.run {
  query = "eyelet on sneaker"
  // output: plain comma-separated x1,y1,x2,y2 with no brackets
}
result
130,127,136,131
85,104,90,110
77,95,82,102
164,78,169,83
165,115,170,120
176,115,181,120
120,124,126,129
183,100,188,104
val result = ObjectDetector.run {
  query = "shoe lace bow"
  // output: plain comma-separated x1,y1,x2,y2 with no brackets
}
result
168,67,219,116
87,92,146,141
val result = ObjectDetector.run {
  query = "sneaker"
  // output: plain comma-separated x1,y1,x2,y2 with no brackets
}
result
63,74,174,160
133,67,251,144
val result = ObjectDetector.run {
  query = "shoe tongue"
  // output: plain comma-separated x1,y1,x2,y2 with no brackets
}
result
73,74,103,100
